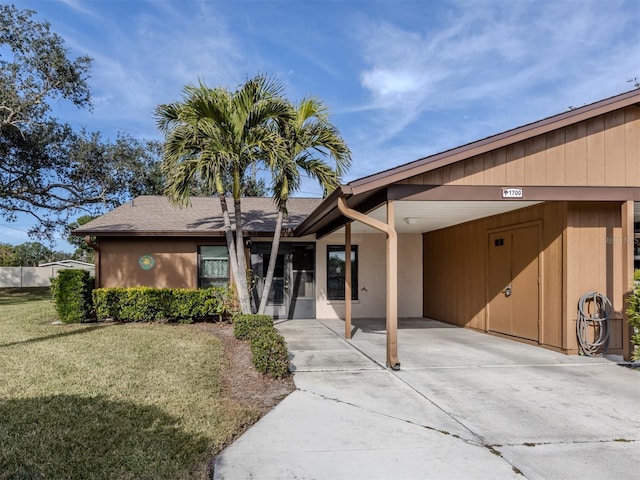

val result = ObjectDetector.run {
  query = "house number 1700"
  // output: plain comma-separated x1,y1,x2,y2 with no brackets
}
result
502,188,523,199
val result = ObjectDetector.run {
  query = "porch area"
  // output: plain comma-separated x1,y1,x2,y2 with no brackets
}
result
280,317,630,371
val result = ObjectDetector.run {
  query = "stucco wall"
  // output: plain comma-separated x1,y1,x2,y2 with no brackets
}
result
315,232,423,319
96,237,226,289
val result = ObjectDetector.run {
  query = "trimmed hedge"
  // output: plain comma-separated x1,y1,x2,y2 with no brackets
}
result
249,326,290,378
50,269,95,323
627,269,640,360
231,314,290,378
232,314,273,339
92,286,233,323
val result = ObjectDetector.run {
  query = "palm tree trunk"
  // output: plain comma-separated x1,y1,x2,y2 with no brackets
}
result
258,207,284,314
232,196,252,313
218,193,250,314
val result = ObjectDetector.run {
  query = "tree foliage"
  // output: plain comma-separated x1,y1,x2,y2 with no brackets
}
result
156,75,292,313
156,75,351,314
0,5,164,238
0,241,70,266
66,215,96,263
257,97,350,314
0,242,16,266
0,5,92,134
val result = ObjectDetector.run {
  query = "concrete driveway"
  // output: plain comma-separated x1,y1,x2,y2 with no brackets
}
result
214,318,640,480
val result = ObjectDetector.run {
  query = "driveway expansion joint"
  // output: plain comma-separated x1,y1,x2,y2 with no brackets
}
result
484,445,527,478
314,318,387,369
498,438,639,448
295,386,486,447
386,365,487,444
290,367,382,373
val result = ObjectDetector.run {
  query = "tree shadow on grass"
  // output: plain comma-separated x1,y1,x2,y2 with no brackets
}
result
0,394,210,480
0,324,114,349
0,288,52,305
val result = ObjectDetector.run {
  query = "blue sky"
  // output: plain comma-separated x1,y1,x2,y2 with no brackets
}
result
4,0,640,250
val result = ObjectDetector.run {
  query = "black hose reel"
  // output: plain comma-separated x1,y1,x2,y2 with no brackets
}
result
577,292,612,357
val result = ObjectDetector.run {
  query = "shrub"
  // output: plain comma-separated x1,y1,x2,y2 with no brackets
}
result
181,287,234,321
92,286,233,323
232,314,273,340
627,269,640,360
249,326,290,378
50,269,94,323
92,287,121,320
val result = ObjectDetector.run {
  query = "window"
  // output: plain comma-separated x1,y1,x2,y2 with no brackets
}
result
199,245,229,288
327,245,357,300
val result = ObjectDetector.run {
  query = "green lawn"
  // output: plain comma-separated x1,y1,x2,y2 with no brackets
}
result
0,288,258,479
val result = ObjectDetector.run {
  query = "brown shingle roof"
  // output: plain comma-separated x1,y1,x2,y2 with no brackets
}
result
73,196,323,236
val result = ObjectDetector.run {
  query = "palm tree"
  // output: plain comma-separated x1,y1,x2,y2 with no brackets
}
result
155,75,291,314
258,97,351,314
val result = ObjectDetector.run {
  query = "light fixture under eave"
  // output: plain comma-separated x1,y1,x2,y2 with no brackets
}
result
403,217,418,225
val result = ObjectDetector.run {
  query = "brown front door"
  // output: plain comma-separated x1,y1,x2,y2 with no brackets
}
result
488,225,540,342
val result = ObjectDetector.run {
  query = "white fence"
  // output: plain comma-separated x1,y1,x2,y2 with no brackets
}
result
0,266,95,288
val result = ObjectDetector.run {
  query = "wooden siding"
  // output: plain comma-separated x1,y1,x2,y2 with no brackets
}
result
405,106,640,188
423,201,627,354
96,237,225,289
424,203,565,342
564,202,625,354
423,215,487,331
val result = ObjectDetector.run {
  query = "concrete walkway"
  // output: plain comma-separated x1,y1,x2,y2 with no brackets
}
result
214,318,640,480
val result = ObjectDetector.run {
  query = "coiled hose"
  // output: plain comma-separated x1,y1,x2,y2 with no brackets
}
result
577,292,611,357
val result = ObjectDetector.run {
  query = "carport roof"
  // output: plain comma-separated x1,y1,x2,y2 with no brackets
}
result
295,89,640,237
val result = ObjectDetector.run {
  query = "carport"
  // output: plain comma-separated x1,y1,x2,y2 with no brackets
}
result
296,89,640,365
215,316,640,479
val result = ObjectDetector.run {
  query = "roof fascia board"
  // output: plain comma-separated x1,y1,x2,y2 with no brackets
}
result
297,188,388,238
293,187,344,236
72,230,292,238
72,231,227,237
315,186,640,238
388,184,640,202
349,90,640,196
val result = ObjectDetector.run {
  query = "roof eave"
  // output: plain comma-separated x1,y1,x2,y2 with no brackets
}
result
71,230,228,237
294,187,346,237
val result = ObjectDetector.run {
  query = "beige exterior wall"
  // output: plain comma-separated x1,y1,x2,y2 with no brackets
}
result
96,237,225,289
402,105,640,188
315,232,423,319
97,233,424,320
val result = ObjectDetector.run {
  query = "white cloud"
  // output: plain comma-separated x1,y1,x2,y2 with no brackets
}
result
10,0,639,186
361,69,425,96
52,0,248,138
58,0,100,19
349,0,640,165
